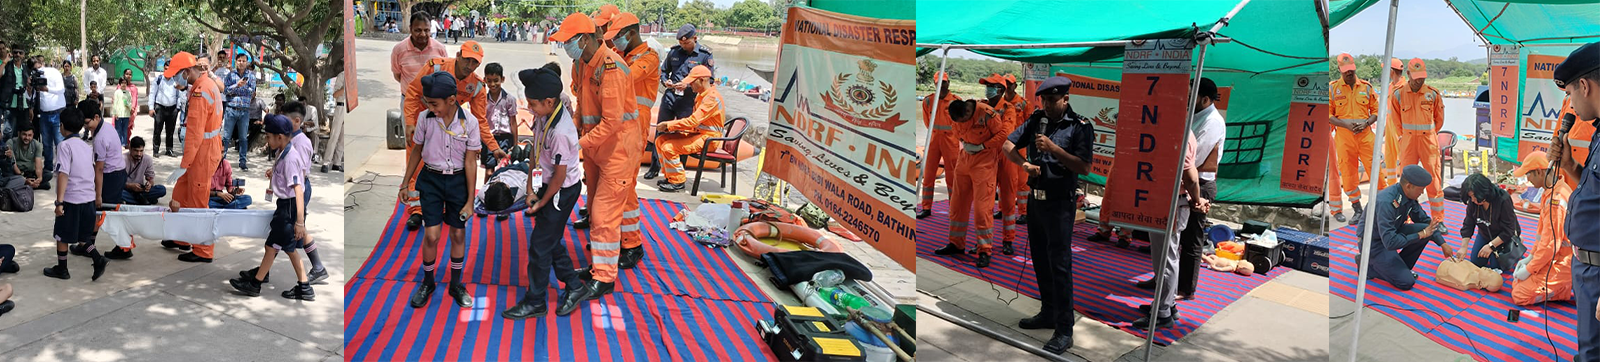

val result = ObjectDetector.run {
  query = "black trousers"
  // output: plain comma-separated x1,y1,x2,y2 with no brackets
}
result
523,182,582,304
152,105,179,153
1177,179,1217,296
1028,183,1077,335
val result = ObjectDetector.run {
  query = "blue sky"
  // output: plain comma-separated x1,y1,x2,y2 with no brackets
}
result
1331,0,1485,60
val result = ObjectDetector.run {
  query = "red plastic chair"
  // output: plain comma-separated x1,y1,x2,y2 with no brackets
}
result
683,116,749,196
1437,130,1457,179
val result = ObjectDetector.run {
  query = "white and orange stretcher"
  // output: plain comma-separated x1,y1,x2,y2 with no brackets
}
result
96,204,274,248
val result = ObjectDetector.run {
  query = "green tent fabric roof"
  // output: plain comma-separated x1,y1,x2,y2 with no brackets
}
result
1446,0,1600,45
916,0,1330,75
807,0,914,20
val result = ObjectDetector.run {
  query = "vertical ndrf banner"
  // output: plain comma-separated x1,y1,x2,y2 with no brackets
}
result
1281,75,1329,194
1102,39,1193,234
1518,47,1575,160
1490,44,1519,144
344,0,359,111
764,6,917,270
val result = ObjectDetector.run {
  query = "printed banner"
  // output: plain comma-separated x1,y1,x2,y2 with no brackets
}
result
1490,44,1519,141
764,6,917,270
1038,66,1231,185
1518,49,1575,160
1281,74,1330,194
1102,39,1193,234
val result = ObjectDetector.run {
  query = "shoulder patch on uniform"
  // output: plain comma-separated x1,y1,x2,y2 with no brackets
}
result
604,62,619,70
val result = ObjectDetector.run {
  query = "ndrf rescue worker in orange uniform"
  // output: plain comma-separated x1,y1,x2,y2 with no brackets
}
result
1562,97,1598,168
1327,139,1346,222
1390,58,1448,222
917,73,961,219
567,6,622,230
932,99,1006,268
550,12,641,316
653,65,723,193
399,41,506,230
1329,53,1379,223
159,52,226,263
1381,57,1406,188
1509,151,1574,306
609,12,656,268
1002,74,1031,225
981,73,1023,255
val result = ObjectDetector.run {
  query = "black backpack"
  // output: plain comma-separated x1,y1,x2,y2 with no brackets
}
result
0,175,33,212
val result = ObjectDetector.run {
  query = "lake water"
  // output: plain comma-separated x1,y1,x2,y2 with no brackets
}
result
647,35,778,89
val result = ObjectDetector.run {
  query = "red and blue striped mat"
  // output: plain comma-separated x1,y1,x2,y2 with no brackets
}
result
345,199,778,361
915,201,1287,345
1330,200,1576,361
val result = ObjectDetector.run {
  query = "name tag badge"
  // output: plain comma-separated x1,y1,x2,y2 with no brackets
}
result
1033,189,1047,200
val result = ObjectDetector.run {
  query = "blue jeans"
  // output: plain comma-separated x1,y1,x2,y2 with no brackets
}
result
121,185,168,205
210,194,253,209
39,110,62,175
1364,222,1446,291
1467,231,1511,271
223,108,250,169
115,117,131,146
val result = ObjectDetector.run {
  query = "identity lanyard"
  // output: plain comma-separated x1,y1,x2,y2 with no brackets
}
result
529,101,565,167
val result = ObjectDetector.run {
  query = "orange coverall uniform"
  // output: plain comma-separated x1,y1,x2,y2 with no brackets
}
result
989,96,1026,243
1331,78,1378,208
576,46,641,283
1516,180,1575,305
1380,80,1405,188
401,58,494,221
170,75,225,257
1563,98,1597,167
657,88,725,185
1327,128,1345,217
1002,94,1031,222
620,44,659,250
1390,84,1447,220
948,103,1005,254
920,93,962,211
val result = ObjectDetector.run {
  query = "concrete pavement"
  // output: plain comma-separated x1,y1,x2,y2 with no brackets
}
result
0,108,345,361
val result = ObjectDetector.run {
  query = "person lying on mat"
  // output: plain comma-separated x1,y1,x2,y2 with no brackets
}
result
1457,173,1524,271
1508,151,1574,305
1362,165,1457,291
503,64,588,319
474,162,530,219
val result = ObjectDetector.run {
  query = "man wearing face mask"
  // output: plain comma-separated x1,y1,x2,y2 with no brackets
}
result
549,12,641,315
644,24,714,182
979,74,1023,255
608,12,658,269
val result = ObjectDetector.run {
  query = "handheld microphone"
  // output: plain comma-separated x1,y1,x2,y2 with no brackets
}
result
1548,113,1578,188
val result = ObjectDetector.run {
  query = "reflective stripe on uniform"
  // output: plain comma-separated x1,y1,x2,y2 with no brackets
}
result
622,209,641,219
196,91,216,105
591,242,622,251
950,221,968,227
1401,123,1432,131
621,111,639,121
592,255,620,264
619,223,641,232
696,125,723,133
581,115,602,125
932,125,953,131
1573,139,1592,149
636,96,656,108
203,129,222,139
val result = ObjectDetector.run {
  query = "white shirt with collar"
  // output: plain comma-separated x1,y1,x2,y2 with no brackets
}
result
84,66,107,94
151,75,182,108
1190,104,1227,182
38,67,65,112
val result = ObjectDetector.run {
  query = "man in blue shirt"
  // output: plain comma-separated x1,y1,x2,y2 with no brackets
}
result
642,24,714,180
1548,40,1600,361
1360,164,1456,291
221,56,256,171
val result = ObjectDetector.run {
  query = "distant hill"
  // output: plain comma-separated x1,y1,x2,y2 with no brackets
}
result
1466,58,1487,65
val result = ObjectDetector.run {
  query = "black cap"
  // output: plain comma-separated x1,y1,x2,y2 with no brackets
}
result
1198,77,1220,100
1554,41,1600,89
1034,76,1073,97
677,24,697,39
421,71,456,99
518,66,562,100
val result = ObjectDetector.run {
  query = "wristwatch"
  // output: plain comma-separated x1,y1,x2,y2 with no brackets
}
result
55,201,64,207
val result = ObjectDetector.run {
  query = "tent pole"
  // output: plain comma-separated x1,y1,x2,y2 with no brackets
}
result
917,305,1074,362
1348,0,1400,360
1207,0,1253,34
922,46,952,197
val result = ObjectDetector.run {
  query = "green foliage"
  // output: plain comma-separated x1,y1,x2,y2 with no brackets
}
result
719,0,779,30
672,0,718,29
915,55,1024,88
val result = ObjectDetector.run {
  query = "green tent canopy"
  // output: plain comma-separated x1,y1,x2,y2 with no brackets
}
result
918,0,1343,207
1448,0,1600,45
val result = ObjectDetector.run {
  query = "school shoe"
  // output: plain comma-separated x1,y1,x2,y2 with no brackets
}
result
1001,241,1015,255
556,280,613,316
1018,313,1054,330
229,276,263,297
658,182,685,193
502,300,547,320
1131,313,1177,329
409,282,436,308
619,247,645,269
308,267,329,285
577,266,593,281
177,252,212,263
574,213,591,229
69,243,89,256
160,240,191,251
975,253,991,268
241,267,269,283
495,213,509,221
282,283,315,301
915,209,932,219
448,284,473,307
42,265,70,280
91,255,108,281
406,214,422,230
0,300,13,317
104,247,132,260
933,243,963,256
1042,333,1073,355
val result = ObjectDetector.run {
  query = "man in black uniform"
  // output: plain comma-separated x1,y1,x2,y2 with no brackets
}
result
1548,40,1600,361
642,24,714,180
1004,76,1093,354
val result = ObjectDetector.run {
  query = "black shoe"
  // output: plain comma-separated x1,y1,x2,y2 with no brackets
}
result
409,282,436,308
1350,208,1365,224
308,268,328,285
933,243,963,256
655,178,673,187
1135,278,1156,290
43,265,69,280
177,252,212,263
495,213,509,221
1138,304,1180,319
241,267,269,283
556,280,612,316
1333,213,1347,223
502,299,548,320
642,168,660,180
321,164,329,173
1016,217,1027,225
69,243,89,257
164,151,174,157
1131,314,1177,329
577,266,593,281
1042,333,1073,355
332,165,343,172
619,247,644,270
658,182,685,193
1138,245,1152,254
1087,233,1109,243
915,209,932,219
91,255,107,281
994,210,1003,219
1001,241,1014,255
448,284,474,307
160,240,191,251
282,283,316,301
0,300,13,317
975,253,991,268
406,214,422,230
574,215,591,229
1019,313,1054,330
104,247,132,260
229,276,263,296
0,260,18,274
